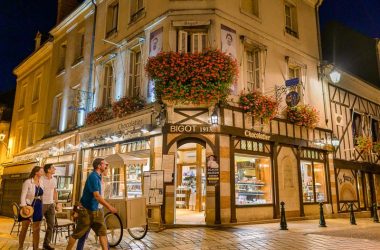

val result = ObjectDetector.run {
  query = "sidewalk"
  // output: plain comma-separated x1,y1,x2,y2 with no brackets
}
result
1,216,380,249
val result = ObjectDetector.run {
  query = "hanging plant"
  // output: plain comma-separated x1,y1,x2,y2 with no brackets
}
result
356,135,373,155
239,91,279,122
145,49,238,105
85,106,113,126
286,104,319,128
112,96,146,118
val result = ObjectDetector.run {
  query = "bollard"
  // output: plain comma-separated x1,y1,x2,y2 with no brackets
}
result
319,202,327,227
280,201,288,230
349,202,357,225
373,203,379,223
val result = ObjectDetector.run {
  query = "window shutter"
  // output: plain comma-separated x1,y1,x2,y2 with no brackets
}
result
178,30,188,52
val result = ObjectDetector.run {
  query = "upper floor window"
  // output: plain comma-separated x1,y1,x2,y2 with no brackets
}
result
27,120,36,146
32,76,41,103
130,0,144,23
18,84,27,110
69,85,80,128
128,49,141,97
284,1,298,38
287,60,306,102
178,29,208,53
58,42,67,72
241,0,259,17
16,126,23,153
74,32,85,63
245,48,262,91
102,63,114,106
106,2,119,37
53,94,62,131
371,118,379,143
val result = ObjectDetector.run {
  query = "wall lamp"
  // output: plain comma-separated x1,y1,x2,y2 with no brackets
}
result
211,105,219,125
329,69,341,84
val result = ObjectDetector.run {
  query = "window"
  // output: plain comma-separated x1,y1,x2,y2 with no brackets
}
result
246,48,261,91
18,84,26,110
69,85,79,128
128,50,141,97
102,63,114,106
235,154,272,205
352,112,363,145
74,32,85,62
27,120,36,146
371,118,379,142
241,0,259,17
58,43,67,72
16,126,23,153
288,63,305,101
106,2,118,37
178,30,208,53
32,76,41,103
130,0,144,22
54,95,62,130
301,161,327,203
284,1,298,37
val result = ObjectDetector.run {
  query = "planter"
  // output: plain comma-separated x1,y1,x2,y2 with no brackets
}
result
286,104,319,128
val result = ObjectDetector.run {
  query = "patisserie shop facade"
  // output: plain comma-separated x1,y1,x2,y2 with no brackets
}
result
77,105,334,225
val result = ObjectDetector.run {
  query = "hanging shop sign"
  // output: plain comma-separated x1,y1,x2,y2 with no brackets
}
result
168,124,217,133
206,155,220,185
285,91,300,107
285,78,299,87
244,130,271,141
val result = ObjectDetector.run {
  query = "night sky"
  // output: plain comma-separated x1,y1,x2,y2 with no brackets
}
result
0,0,379,93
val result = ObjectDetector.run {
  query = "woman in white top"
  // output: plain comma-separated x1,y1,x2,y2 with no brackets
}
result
19,166,44,250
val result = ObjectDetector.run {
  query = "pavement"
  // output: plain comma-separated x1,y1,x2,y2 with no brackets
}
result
1,216,380,249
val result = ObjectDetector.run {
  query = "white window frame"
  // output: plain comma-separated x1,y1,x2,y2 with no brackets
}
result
106,2,119,37
102,62,114,106
178,29,209,53
130,0,144,22
287,59,306,103
245,48,262,91
284,1,298,38
128,49,141,97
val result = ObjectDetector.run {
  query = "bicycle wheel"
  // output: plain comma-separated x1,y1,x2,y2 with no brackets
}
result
104,212,123,247
127,219,148,240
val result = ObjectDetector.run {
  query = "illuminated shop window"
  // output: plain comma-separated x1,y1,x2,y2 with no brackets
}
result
301,161,327,203
235,154,272,205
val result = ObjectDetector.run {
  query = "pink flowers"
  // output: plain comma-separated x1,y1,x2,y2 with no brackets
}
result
239,91,279,122
85,106,113,126
112,96,145,118
286,104,319,128
145,50,238,104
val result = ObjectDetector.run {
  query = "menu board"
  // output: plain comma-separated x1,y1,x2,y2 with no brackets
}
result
162,154,175,183
143,170,164,205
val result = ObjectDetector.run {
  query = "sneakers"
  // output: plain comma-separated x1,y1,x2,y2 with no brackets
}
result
43,245,55,250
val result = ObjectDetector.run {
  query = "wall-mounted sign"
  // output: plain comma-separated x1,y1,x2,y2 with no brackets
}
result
285,78,299,87
168,125,216,133
244,130,271,141
285,91,300,107
143,170,164,205
206,155,219,185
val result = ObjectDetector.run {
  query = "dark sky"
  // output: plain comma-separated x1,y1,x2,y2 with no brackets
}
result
0,0,379,92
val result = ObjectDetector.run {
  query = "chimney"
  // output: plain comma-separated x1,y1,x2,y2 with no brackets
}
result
56,0,80,24
34,31,42,51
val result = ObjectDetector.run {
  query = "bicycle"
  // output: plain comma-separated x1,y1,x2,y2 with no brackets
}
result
104,212,148,247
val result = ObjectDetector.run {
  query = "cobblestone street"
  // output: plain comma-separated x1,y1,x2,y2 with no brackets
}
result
1,217,380,249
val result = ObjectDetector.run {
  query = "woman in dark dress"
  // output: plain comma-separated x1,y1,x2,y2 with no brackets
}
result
19,166,44,250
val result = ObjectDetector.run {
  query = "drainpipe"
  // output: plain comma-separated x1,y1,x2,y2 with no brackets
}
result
315,0,328,126
87,0,97,113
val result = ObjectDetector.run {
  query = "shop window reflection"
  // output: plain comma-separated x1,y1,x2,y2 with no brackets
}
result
235,154,272,205
301,161,327,203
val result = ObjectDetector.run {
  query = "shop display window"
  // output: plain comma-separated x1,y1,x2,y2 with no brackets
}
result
55,164,74,202
104,167,125,199
235,154,272,205
301,161,327,203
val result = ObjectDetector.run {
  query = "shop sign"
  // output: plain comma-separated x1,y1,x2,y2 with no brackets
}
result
13,150,50,163
169,125,216,133
206,155,220,185
244,130,271,141
285,91,300,107
172,20,211,27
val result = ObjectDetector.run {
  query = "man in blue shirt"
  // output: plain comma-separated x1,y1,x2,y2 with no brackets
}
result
66,158,117,250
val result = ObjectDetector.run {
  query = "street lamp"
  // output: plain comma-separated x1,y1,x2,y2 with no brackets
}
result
329,69,341,84
211,105,219,125
0,131,5,142
331,136,340,148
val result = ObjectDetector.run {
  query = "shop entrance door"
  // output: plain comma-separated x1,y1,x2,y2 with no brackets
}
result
175,143,206,224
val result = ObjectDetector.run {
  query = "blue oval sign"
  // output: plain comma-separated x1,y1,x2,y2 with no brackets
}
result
286,91,300,107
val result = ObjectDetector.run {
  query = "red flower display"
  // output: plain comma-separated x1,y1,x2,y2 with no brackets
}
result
112,96,146,118
239,91,279,121
356,135,373,155
145,50,238,104
85,106,113,126
286,104,319,128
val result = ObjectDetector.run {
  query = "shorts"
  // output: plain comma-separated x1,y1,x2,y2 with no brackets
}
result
71,208,107,239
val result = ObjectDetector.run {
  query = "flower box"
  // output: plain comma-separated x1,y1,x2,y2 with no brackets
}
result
85,106,113,126
239,91,278,122
286,104,319,128
112,96,146,118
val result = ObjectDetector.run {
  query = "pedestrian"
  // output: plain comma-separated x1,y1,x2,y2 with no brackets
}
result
76,162,110,250
66,158,117,250
41,164,59,250
18,166,45,250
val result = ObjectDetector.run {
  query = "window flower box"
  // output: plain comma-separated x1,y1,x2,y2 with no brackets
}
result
85,106,113,126
239,91,279,122
286,104,319,128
